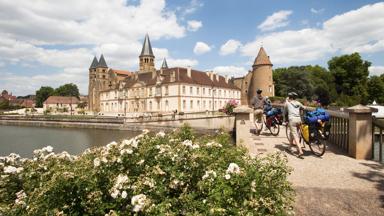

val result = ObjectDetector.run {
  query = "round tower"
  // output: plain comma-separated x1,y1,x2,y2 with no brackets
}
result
249,47,274,102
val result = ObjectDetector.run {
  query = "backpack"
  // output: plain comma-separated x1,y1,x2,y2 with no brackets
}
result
304,108,330,124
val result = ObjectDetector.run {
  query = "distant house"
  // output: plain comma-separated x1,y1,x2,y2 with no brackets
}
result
0,90,17,102
43,96,80,112
10,99,35,108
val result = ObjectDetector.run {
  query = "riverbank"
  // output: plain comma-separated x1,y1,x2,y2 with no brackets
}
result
0,114,235,134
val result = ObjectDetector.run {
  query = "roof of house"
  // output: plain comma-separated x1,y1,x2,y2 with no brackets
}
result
112,69,133,76
121,67,240,90
140,34,154,57
44,96,80,104
253,47,272,66
161,58,169,69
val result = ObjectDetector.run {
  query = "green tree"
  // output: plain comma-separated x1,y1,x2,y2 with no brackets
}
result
53,83,80,99
328,53,371,105
35,86,54,108
367,76,384,104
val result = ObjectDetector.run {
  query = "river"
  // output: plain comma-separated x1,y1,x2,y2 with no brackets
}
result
0,125,140,158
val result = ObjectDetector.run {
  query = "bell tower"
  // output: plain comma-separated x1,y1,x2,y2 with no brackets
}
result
139,34,155,73
88,54,109,112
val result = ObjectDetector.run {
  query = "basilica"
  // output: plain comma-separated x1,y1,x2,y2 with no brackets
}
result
88,35,273,115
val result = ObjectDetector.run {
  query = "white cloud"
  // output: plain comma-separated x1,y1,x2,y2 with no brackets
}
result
369,66,384,76
179,0,204,17
219,39,242,55
243,2,384,65
258,10,292,32
0,0,191,95
310,8,324,14
211,66,247,77
193,41,211,55
167,58,198,68
187,20,202,32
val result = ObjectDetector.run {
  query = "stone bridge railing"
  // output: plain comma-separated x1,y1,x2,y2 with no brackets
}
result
233,104,378,160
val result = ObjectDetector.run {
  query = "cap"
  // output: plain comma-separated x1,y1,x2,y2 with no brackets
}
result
256,89,262,94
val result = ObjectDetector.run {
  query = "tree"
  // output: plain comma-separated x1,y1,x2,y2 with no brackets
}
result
367,76,384,104
328,53,371,104
53,83,80,99
35,86,54,108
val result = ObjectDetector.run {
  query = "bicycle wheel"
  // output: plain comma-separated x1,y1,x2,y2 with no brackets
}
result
269,123,280,136
309,137,326,156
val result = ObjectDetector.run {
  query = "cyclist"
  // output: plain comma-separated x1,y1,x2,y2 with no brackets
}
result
251,89,266,135
283,92,305,158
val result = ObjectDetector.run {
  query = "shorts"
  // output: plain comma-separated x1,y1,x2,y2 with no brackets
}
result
254,109,263,122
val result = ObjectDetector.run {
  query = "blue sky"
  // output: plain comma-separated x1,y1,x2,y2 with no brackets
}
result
0,0,383,95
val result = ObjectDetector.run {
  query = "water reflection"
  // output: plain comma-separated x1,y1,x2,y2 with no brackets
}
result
0,125,139,157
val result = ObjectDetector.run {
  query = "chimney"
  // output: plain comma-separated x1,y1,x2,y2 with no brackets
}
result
187,66,192,78
225,75,229,83
215,73,219,82
170,71,176,82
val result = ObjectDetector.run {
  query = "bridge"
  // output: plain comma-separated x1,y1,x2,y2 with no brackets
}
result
234,105,384,215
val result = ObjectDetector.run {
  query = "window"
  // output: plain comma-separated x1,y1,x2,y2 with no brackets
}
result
197,87,200,95
224,90,226,97
219,101,222,107
269,86,272,93
149,101,152,110
165,100,169,111
203,100,206,109
156,86,161,96
149,88,152,96
219,90,221,97
190,86,193,95
197,100,200,109
209,101,212,109
190,100,193,109
209,89,211,96
157,101,160,110
165,86,169,95
183,100,186,109
203,88,205,95
182,86,186,94
214,101,217,109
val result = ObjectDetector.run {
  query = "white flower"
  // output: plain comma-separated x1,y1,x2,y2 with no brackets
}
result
156,131,166,137
93,158,101,167
120,149,133,155
4,166,22,174
42,146,53,153
15,190,27,206
202,170,217,180
106,141,117,149
142,129,149,134
206,141,222,148
121,191,127,199
131,194,148,212
110,189,119,199
192,144,200,149
224,174,231,180
226,163,240,174
182,140,193,148
203,199,207,204
137,159,145,165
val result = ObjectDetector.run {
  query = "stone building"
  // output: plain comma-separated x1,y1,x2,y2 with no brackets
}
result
233,47,274,105
43,96,80,112
88,35,241,115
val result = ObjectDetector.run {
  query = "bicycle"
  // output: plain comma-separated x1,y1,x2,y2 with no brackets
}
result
254,110,282,136
285,119,330,157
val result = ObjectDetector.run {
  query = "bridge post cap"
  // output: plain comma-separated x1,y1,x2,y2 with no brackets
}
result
345,104,378,113
233,105,253,114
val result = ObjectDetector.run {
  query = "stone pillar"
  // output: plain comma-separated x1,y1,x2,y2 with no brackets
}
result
233,106,253,151
346,105,378,159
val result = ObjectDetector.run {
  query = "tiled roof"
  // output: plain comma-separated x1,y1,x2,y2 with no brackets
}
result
253,47,272,66
140,34,154,57
112,69,133,76
89,56,99,69
98,54,108,68
122,67,240,90
44,96,80,104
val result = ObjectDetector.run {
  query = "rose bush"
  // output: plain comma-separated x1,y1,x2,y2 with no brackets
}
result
0,125,294,215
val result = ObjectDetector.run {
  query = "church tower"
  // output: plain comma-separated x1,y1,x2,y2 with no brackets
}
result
88,54,109,112
139,34,155,73
249,47,274,102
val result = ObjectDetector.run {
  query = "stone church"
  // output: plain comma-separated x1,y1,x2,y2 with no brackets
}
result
87,35,273,114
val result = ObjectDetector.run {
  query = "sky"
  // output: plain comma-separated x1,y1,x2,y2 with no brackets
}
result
0,0,383,96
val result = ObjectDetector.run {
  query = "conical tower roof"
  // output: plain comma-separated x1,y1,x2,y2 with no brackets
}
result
161,58,168,69
140,34,154,57
253,47,272,66
89,56,99,69
98,54,108,68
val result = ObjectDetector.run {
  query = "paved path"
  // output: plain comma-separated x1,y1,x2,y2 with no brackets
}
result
249,128,384,216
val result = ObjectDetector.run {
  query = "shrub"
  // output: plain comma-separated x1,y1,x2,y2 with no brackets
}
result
0,126,294,215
